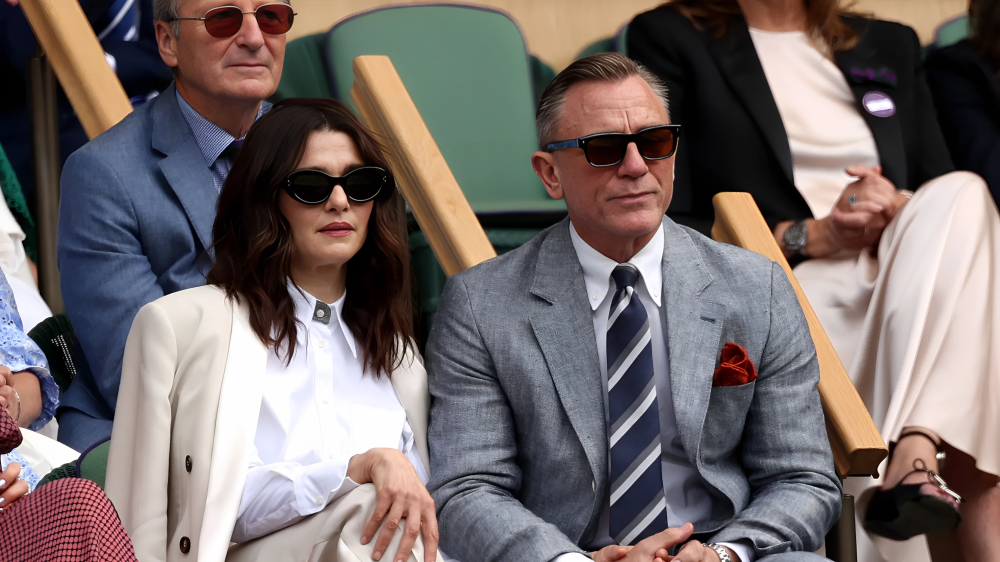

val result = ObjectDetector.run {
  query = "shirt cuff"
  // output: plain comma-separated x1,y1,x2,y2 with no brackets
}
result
551,553,591,562
717,541,755,562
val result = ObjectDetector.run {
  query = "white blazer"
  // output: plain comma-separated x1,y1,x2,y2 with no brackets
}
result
105,285,432,562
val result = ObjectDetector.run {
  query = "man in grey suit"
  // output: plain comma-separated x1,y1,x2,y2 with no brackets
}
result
425,53,841,562
56,0,291,451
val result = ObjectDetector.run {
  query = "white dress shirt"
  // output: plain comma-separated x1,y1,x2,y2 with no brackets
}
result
234,286,428,543
553,223,754,562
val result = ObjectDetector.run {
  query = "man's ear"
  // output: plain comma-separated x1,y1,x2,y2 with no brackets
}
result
155,20,180,69
532,151,564,200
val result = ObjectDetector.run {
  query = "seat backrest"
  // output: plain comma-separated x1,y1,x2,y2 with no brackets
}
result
934,14,970,48
272,32,333,101
326,4,563,215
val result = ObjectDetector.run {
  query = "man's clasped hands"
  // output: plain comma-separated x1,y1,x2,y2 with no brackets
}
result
590,524,738,562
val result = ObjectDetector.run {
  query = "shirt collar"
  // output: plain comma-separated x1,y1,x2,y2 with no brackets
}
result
569,221,664,311
175,90,268,167
288,282,358,358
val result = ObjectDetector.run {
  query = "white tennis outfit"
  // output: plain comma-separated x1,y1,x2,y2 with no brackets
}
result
752,28,1000,562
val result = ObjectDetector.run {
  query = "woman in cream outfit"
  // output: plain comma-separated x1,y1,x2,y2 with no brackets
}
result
106,99,444,562
629,0,1000,560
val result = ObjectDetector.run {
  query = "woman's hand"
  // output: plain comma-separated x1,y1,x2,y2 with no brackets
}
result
825,164,905,251
0,462,29,510
0,366,41,427
347,448,438,562
0,366,16,422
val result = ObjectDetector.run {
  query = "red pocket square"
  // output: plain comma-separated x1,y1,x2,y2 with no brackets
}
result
713,342,758,387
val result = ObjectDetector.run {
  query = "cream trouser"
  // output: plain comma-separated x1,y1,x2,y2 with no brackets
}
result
793,171,1000,562
226,484,445,562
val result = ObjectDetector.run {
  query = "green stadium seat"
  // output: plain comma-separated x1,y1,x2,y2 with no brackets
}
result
572,24,629,61
325,4,563,215
324,5,566,340
272,32,333,101
934,14,969,48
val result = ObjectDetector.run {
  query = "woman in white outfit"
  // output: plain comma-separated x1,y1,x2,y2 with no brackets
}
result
106,99,443,562
629,0,1000,560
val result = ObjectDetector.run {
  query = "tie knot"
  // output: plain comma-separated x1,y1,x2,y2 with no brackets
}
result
221,139,244,162
611,264,640,291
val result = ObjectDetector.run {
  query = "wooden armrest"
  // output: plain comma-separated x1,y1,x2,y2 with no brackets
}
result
712,192,887,478
21,0,132,139
351,55,496,275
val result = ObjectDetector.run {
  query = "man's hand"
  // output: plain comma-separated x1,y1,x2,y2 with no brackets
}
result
671,541,741,562
618,522,694,561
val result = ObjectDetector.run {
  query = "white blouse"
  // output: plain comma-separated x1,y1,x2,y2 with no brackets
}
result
749,28,880,219
233,286,428,543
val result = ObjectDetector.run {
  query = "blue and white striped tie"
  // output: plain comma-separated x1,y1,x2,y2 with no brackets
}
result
607,264,667,546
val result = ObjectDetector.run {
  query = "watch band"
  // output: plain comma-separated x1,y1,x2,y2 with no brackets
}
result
704,543,732,562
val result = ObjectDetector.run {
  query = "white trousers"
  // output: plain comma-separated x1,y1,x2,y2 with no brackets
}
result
793,171,1000,562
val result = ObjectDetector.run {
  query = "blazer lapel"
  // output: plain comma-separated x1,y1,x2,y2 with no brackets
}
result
391,347,432,473
528,220,608,485
199,298,268,562
152,83,219,251
660,220,724,465
707,16,794,186
834,19,907,190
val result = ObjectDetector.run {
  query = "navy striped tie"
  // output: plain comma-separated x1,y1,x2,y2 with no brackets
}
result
607,264,667,545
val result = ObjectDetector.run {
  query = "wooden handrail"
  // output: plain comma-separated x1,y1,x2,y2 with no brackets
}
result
712,192,887,478
351,55,496,275
20,0,132,139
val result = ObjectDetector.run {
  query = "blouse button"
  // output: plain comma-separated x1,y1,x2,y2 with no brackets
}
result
179,536,191,553
317,339,327,349
185,455,192,472
315,495,325,505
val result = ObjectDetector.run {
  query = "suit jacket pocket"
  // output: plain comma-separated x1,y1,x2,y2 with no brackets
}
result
700,382,755,464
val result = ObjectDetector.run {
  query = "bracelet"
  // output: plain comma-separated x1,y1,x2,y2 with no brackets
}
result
12,389,20,423
703,543,732,562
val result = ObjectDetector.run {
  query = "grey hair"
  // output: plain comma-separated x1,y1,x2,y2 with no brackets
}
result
153,0,181,36
536,52,670,150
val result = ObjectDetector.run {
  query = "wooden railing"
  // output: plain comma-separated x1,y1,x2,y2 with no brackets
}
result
20,0,133,139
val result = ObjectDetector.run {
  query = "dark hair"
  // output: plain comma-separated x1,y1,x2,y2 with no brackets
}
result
208,98,413,376
970,0,1000,75
536,52,669,149
666,0,859,51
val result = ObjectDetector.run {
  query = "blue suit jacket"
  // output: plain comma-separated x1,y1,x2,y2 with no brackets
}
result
58,83,218,422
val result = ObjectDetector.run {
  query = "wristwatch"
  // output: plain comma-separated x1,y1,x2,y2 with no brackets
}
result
704,543,732,562
783,220,808,256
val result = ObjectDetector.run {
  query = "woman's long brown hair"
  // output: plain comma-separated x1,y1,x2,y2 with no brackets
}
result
208,98,413,376
970,0,1000,76
666,0,859,51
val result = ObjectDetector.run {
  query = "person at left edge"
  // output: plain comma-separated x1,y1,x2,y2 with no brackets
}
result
55,0,290,452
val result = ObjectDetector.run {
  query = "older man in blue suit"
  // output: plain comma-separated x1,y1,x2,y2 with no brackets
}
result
56,0,293,451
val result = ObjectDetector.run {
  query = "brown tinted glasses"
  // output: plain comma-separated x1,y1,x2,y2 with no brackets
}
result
172,4,295,38
546,125,681,167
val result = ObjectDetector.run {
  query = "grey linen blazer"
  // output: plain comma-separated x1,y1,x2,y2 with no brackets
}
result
426,217,841,562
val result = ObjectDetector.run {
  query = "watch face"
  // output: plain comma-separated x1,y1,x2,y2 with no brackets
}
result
785,221,808,252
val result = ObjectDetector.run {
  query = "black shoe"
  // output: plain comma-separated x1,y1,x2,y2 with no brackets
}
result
864,432,963,541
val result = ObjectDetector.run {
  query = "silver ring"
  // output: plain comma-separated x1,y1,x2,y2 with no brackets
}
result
848,194,858,206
